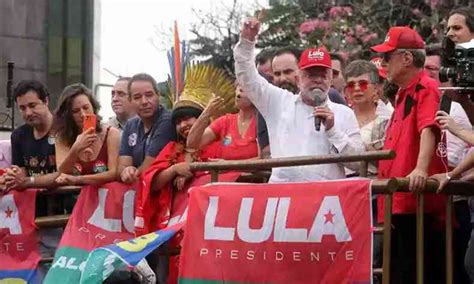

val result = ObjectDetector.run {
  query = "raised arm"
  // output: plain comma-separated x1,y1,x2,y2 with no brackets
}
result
436,110,474,145
186,96,224,150
234,18,291,118
56,128,97,174
75,127,120,185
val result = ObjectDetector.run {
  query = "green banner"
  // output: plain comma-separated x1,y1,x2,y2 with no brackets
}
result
44,246,89,283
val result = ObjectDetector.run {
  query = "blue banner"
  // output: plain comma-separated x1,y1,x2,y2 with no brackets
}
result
80,223,183,284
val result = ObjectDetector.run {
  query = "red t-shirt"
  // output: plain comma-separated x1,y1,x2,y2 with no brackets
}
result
209,113,258,160
377,71,447,221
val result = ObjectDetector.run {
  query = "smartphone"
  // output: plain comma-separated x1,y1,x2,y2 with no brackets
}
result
439,94,452,115
83,114,97,132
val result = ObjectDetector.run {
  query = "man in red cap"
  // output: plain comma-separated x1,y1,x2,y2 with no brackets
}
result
233,17,364,182
371,26,446,283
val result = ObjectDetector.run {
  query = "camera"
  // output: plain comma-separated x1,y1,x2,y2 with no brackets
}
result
439,38,474,88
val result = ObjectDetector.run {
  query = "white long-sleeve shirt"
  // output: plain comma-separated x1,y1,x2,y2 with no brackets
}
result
447,102,472,168
234,39,365,182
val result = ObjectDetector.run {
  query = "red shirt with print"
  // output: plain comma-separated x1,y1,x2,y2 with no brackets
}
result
377,70,447,222
209,113,258,160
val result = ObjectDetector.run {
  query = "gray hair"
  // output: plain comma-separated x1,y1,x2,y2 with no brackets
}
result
399,49,426,68
343,60,380,83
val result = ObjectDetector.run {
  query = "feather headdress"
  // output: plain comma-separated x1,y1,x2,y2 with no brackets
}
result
167,22,235,117
173,64,236,116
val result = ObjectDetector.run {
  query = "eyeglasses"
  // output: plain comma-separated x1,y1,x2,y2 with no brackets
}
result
382,51,406,62
424,65,440,72
345,80,371,92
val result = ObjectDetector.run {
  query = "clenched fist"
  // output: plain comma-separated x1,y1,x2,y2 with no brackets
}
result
240,18,261,42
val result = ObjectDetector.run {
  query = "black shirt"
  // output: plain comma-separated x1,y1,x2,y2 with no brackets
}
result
11,124,56,176
257,112,270,150
11,124,57,216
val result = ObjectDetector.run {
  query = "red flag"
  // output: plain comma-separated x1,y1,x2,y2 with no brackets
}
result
0,190,41,282
174,20,181,98
59,182,137,250
44,182,137,283
179,180,373,284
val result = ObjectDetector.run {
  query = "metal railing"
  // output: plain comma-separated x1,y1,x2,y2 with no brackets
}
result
32,149,474,284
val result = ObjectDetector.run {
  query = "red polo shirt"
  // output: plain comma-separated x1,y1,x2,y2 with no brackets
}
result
209,113,258,160
377,70,447,222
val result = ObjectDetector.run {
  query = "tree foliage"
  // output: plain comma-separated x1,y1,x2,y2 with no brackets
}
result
185,0,467,71
258,0,456,60
188,0,245,74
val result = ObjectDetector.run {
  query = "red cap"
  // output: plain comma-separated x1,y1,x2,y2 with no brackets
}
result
370,57,387,79
299,47,332,70
370,26,425,53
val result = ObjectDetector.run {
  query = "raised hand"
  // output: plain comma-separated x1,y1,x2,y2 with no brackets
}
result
240,17,261,42
71,127,98,154
435,110,462,136
202,95,226,118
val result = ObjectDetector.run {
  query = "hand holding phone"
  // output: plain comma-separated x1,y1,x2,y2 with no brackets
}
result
83,114,97,133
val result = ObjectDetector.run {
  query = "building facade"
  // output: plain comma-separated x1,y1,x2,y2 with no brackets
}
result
0,0,100,130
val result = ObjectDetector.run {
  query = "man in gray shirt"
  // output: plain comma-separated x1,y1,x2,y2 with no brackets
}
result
108,77,136,131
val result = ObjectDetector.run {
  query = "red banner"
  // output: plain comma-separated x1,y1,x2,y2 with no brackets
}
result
59,182,137,250
45,182,138,283
179,180,373,284
0,190,41,282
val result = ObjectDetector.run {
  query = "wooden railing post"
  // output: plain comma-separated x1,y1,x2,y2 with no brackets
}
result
446,196,454,284
416,194,424,284
210,170,219,182
359,161,368,177
382,194,392,284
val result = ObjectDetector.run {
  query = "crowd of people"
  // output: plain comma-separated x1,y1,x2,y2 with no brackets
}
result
1,5,474,284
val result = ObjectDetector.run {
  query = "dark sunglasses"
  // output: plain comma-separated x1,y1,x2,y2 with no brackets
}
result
345,80,370,92
382,51,405,62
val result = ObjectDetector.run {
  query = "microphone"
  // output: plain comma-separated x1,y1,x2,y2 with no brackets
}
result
7,62,14,109
305,88,327,131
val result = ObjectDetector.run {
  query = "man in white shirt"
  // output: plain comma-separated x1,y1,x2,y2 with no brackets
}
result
234,17,364,182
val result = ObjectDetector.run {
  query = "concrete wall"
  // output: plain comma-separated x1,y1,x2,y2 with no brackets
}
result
0,0,48,129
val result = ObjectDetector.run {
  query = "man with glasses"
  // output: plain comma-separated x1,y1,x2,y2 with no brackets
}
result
108,77,136,131
371,26,447,283
234,16,364,182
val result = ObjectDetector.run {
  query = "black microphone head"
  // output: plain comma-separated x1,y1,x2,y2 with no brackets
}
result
7,62,14,79
303,88,327,106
